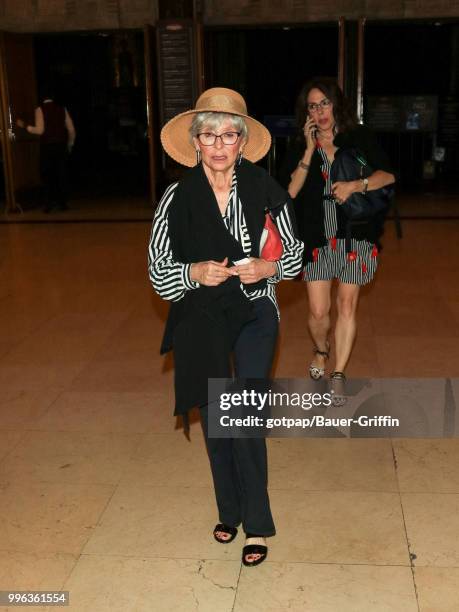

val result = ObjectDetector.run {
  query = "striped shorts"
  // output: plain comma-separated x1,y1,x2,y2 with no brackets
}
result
304,238,378,285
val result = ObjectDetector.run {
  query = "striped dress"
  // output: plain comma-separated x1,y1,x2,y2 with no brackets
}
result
148,172,304,317
303,144,378,285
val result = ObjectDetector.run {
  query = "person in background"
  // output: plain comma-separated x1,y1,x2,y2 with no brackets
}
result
17,89,76,213
279,77,395,399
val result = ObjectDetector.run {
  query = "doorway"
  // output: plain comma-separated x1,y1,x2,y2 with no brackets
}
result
34,31,149,205
0,162,6,210
204,24,339,175
205,25,339,115
364,20,459,213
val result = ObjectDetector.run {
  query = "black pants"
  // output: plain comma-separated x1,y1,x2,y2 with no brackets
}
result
41,143,69,210
200,297,278,536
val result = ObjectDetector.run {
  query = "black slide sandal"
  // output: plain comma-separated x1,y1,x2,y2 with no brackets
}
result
242,534,268,567
213,523,238,544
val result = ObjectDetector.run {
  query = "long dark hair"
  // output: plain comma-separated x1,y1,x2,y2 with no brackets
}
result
294,77,357,142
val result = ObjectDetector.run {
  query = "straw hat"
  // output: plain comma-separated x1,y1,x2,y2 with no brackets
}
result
160,87,271,167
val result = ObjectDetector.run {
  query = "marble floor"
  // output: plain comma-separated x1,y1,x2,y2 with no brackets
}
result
0,216,459,611
1,192,458,225
0,196,154,223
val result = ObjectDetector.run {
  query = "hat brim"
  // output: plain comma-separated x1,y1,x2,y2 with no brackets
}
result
160,109,272,167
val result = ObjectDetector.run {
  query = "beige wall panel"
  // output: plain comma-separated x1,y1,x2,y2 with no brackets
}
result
204,0,459,23
37,0,66,17
365,0,405,18
0,0,157,31
404,0,459,17
204,0,350,23
1,0,33,26
119,0,157,27
3,0,32,19
1,0,459,31
204,0,290,23
292,0,365,19
63,0,119,29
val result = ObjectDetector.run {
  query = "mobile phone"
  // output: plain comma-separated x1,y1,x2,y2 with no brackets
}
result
308,115,317,138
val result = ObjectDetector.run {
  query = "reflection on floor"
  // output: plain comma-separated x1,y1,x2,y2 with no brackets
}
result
1,192,459,224
0,217,459,611
391,193,459,218
1,196,153,223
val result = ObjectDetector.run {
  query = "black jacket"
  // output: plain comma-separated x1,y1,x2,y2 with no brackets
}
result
278,125,394,262
160,158,293,415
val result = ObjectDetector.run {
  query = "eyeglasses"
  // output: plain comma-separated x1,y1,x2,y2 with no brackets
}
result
197,131,241,146
307,98,332,113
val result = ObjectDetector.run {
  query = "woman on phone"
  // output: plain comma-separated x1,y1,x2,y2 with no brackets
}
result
279,77,395,397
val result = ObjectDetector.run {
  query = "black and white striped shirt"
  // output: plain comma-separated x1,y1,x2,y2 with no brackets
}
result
148,173,304,318
317,146,337,239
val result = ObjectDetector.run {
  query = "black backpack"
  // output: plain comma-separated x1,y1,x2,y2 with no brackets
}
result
330,147,394,220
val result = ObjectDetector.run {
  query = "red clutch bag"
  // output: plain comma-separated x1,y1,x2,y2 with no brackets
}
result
260,212,283,262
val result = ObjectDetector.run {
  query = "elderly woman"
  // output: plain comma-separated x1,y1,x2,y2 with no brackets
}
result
280,78,395,398
148,88,303,567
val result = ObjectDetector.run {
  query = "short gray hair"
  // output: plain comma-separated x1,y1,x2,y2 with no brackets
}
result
190,112,248,141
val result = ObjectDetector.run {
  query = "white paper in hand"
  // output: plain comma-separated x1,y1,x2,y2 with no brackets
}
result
259,228,269,253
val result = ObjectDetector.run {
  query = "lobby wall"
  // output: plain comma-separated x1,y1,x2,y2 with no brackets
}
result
203,1,459,24
0,1,458,33
0,0,157,31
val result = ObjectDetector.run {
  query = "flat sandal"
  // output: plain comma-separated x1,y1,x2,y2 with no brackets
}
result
213,523,238,544
242,534,268,567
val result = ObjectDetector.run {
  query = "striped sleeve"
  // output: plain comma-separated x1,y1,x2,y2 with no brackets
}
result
268,202,304,283
147,183,199,302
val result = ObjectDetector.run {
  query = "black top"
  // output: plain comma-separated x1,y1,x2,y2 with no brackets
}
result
278,125,394,262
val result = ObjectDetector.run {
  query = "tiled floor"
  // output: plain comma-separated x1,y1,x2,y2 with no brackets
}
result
0,216,459,611
1,196,154,223
1,192,458,225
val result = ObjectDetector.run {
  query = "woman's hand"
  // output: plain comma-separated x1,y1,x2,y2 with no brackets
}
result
190,257,235,286
16,119,26,129
287,117,315,198
303,117,317,151
331,180,361,204
230,258,277,284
